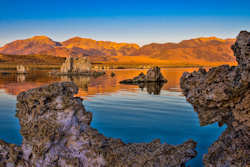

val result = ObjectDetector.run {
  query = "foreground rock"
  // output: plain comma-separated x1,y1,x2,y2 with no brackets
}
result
180,31,250,166
120,66,167,84
0,82,196,167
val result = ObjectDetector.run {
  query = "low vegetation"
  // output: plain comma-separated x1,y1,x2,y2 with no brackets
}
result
0,54,65,70
0,54,237,70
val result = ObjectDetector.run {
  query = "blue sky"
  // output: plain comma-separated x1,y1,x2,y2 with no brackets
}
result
0,0,250,46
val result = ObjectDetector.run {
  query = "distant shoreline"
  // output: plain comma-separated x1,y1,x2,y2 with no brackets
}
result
0,53,237,70
0,63,236,71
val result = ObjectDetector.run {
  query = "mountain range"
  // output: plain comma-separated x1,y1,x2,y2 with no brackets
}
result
0,36,236,66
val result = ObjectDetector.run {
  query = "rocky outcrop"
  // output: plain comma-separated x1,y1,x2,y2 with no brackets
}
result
231,31,250,69
0,82,197,167
60,57,92,73
180,31,250,166
16,65,29,74
51,56,105,77
120,66,167,84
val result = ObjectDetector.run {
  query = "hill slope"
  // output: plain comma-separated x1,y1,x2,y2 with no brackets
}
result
126,37,236,65
0,36,236,66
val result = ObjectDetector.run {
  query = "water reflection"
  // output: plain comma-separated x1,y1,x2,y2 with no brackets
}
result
60,76,90,91
138,82,164,95
17,74,26,83
0,68,198,97
188,103,249,166
0,68,226,166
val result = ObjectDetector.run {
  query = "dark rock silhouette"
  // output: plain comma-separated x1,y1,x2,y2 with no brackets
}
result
180,31,250,166
110,72,115,77
0,82,197,167
120,66,167,84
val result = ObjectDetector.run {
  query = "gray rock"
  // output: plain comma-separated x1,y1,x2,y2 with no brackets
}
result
231,31,250,69
0,82,196,167
180,31,250,167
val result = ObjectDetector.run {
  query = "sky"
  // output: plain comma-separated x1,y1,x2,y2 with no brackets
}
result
0,0,250,46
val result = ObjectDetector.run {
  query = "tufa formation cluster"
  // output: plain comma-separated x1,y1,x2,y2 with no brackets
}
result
0,82,196,167
180,31,250,166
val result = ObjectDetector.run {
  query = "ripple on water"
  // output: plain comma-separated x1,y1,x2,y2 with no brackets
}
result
0,87,225,166
85,89,226,167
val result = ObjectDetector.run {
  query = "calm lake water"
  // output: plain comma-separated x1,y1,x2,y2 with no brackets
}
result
0,68,226,167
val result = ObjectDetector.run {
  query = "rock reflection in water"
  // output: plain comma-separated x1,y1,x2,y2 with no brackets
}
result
0,82,197,167
60,75,90,91
138,82,164,95
190,105,249,166
0,68,198,97
16,74,26,83
0,68,225,166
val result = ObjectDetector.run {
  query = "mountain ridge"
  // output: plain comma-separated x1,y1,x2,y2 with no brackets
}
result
0,36,236,65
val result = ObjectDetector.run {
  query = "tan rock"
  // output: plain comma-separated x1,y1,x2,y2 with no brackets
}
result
60,56,92,74
16,65,29,74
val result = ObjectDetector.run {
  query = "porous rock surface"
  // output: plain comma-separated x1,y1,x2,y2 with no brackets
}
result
0,82,196,167
60,56,92,73
180,31,250,166
120,66,167,84
51,56,105,77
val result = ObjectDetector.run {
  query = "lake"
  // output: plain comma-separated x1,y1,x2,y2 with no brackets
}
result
0,68,226,166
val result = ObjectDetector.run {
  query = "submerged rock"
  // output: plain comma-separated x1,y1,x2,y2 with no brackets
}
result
120,66,167,84
180,31,250,166
0,82,196,167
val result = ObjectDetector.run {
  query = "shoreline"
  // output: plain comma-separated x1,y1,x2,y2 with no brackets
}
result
0,63,237,71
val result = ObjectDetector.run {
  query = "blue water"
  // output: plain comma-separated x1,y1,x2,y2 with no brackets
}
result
84,90,226,167
0,88,226,166
0,69,226,166
0,90,22,145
